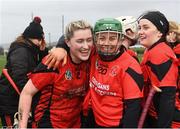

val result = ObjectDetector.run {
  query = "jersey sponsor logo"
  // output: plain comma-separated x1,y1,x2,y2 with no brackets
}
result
95,59,108,74
65,85,86,98
91,76,109,90
90,76,116,96
109,65,119,77
52,85,86,102
65,69,72,80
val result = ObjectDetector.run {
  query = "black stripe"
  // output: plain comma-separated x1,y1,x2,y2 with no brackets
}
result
37,109,53,128
33,63,59,74
176,54,180,59
146,59,172,81
126,67,144,91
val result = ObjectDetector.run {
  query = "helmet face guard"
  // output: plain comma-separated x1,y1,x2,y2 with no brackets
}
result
94,18,123,61
116,16,139,45
95,31,122,56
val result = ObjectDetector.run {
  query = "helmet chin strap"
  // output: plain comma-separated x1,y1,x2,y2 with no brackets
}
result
98,47,122,61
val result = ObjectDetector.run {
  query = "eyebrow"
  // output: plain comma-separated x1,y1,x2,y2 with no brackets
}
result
141,23,149,27
76,36,93,40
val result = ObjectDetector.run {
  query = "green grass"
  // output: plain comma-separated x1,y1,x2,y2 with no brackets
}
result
137,54,143,63
130,47,144,63
0,55,6,74
0,55,5,128
0,55,6,127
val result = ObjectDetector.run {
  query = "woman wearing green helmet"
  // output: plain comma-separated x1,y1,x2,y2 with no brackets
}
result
89,18,143,127
45,18,144,128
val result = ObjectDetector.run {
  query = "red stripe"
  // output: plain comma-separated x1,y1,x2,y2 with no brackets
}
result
5,115,12,127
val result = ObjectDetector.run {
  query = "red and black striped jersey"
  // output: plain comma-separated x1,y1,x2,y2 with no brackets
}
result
29,55,89,128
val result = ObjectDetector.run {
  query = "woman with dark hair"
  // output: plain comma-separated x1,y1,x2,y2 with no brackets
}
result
138,11,179,128
0,16,48,127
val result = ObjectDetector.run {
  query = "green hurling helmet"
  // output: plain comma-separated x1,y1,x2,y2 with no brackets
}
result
94,18,122,34
94,18,123,61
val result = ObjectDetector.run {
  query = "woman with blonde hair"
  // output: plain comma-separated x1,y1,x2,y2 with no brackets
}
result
166,21,180,48
167,21,180,128
18,20,94,128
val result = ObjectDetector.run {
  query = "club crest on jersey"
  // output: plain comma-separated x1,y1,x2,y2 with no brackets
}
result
110,65,119,77
65,69,72,80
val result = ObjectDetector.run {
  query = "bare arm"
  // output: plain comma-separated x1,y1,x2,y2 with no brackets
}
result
18,79,39,128
45,47,67,70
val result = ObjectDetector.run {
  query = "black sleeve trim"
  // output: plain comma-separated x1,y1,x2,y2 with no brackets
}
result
126,67,144,91
176,53,180,59
32,63,59,74
133,56,140,63
146,59,172,81
122,98,141,127
153,87,176,127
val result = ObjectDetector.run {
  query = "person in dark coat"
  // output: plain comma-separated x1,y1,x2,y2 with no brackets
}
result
0,16,48,127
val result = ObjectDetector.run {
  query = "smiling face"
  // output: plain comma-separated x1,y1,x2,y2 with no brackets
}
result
66,29,93,64
138,19,163,48
95,32,121,55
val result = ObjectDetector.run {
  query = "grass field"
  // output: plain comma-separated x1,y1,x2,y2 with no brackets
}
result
0,55,5,127
0,55,6,74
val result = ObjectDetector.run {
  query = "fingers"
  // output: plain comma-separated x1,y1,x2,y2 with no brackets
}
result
44,47,68,70
44,54,53,66
52,55,67,70
62,55,67,66
169,32,177,42
44,53,57,69
53,60,60,70
47,58,56,69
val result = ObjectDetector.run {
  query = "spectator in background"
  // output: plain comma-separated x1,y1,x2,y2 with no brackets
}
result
178,24,180,41
165,20,180,128
0,16,48,127
166,21,180,48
